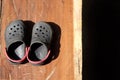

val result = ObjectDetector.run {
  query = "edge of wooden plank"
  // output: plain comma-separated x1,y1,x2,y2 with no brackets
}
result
0,0,2,55
73,0,82,80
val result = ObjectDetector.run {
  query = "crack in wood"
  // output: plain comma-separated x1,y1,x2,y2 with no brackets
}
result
0,0,2,49
0,0,2,18
9,73,12,80
12,0,18,17
78,58,80,74
0,0,2,21
61,0,64,4
45,67,56,80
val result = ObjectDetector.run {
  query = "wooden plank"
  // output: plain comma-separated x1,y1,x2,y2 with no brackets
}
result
73,0,82,80
0,0,76,80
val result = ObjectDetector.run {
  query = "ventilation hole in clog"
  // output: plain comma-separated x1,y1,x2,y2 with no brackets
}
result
12,34,15,36
17,28,19,30
37,35,39,37
14,26,16,27
10,28,13,30
42,32,44,34
9,33,11,35
46,30,48,32
43,27,45,29
35,33,37,34
43,36,45,38
17,24,19,26
14,31,16,32
36,28,39,31
40,30,42,32
20,27,22,29
40,26,42,28
46,34,48,36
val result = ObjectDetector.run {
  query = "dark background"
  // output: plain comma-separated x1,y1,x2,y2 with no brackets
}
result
82,0,120,80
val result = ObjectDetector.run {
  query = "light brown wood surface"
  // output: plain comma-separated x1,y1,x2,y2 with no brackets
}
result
0,0,82,80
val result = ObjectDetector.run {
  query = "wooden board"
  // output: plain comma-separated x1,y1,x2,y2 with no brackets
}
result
0,0,82,80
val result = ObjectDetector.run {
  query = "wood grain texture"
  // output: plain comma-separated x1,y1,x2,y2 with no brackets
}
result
0,0,82,80
0,0,2,55
0,0,1,16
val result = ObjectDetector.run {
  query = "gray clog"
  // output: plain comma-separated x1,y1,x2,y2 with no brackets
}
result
5,20,27,63
27,21,52,64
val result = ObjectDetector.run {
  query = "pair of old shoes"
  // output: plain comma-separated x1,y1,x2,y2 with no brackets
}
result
4,20,53,64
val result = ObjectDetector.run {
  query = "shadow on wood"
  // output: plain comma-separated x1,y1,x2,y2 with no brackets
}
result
23,20,35,47
44,22,61,65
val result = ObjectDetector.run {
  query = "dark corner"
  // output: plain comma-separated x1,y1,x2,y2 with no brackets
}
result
43,22,61,65
82,0,120,80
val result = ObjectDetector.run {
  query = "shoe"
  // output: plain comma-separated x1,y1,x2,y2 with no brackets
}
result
27,21,53,64
4,20,27,63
